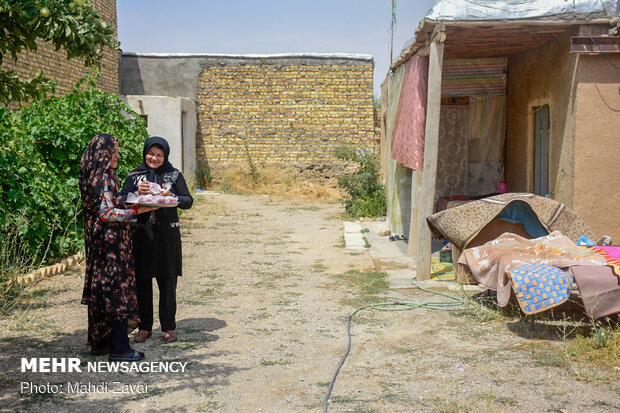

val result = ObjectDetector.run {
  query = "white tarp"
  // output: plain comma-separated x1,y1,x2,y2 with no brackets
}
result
426,0,618,21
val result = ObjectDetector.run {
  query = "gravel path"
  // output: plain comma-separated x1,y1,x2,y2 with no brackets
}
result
1,192,618,412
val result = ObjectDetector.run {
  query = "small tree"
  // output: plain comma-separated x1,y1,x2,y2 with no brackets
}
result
335,146,386,218
0,0,119,106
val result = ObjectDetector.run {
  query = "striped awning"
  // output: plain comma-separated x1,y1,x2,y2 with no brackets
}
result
441,57,507,96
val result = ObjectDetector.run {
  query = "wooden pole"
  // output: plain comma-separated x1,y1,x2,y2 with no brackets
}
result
408,169,423,257
414,29,444,280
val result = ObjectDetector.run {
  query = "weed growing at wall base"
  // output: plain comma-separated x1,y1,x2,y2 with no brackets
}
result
244,143,259,184
195,162,212,189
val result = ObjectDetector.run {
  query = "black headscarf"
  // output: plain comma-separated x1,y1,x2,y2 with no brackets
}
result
79,133,120,213
135,136,176,183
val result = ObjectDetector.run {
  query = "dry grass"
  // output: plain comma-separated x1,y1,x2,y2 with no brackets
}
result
456,290,620,381
208,165,342,201
563,319,620,373
508,316,620,382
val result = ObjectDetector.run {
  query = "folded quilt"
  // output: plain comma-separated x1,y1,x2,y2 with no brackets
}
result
507,263,572,314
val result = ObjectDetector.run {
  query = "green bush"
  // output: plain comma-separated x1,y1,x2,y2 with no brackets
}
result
335,146,386,218
0,78,148,265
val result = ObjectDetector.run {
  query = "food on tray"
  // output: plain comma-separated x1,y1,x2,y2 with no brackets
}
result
148,182,168,195
126,192,178,205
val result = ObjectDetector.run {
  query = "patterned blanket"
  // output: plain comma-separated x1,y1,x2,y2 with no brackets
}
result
507,263,573,314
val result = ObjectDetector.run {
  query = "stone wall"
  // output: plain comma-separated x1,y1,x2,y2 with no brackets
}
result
197,59,375,165
1,0,119,104
119,53,376,166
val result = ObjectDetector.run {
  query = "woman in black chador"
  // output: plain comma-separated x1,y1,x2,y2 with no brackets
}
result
121,136,193,343
79,133,155,361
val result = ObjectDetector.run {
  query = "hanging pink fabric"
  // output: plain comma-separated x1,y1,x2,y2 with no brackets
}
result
391,55,428,171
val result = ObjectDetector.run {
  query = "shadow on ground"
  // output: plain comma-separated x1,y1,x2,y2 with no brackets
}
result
0,317,238,412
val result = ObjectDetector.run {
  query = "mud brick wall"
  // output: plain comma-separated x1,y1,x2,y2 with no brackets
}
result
1,0,119,105
196,58,375,166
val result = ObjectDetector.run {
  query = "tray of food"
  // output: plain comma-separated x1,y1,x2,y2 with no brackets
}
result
126,193,179,208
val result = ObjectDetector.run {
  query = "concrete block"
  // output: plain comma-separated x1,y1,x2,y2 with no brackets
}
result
344,222,362,233
344,232,363,244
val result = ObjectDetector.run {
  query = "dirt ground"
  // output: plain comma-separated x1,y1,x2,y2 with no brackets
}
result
1,192,618,412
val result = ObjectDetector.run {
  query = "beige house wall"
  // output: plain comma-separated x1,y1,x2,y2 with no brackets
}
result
573,53,620,241
505,30,578,206
506,27,620,241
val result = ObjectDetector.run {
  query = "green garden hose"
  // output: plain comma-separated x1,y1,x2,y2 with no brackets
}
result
323,276,465,412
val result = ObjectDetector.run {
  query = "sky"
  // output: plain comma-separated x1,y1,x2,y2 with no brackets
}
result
116,0,438,96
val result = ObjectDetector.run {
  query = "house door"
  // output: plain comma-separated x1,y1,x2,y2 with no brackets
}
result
534,105,549,197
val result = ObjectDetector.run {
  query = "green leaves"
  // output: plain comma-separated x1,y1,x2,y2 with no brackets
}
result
0,0,119,106
0,70,54,107
0,81,148,262
336,146,386,218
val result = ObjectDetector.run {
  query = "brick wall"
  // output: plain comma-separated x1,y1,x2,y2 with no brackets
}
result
196,59,375,166
1,0,119,104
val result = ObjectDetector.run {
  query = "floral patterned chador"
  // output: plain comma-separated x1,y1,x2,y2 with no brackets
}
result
79,133,139,347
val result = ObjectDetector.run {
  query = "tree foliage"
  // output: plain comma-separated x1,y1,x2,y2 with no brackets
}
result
0,77,148,262
0,0,119,106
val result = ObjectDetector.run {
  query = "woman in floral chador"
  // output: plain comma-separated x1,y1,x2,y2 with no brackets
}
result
79,133,155,361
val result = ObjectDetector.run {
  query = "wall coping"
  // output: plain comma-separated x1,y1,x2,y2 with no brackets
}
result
123,95,194,102
122,52,373,62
